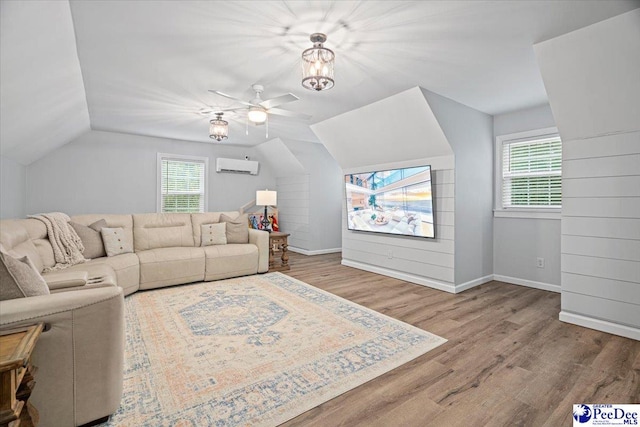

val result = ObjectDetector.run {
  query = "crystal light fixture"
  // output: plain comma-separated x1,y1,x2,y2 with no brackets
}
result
209,112,228,141
301,33,334,91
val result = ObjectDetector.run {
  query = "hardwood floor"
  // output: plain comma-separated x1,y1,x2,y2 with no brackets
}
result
280,252,640,427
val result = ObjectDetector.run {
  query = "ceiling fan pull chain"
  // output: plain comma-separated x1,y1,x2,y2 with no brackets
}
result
266,115,269,138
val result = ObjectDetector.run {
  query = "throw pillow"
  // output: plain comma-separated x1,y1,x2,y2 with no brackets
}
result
0,252,50,301
101,227,133,257
201,223,227,246
219,213,249,244
69,219,108,259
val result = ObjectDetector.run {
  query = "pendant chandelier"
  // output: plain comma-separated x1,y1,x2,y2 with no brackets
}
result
301,33,335,91
209,112,228,141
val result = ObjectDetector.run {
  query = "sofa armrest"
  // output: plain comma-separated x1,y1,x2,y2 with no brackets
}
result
43,270,89,291
0,287,125,426
249,228,269,273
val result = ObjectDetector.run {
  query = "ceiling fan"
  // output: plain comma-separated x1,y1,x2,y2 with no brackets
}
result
204,84,311,125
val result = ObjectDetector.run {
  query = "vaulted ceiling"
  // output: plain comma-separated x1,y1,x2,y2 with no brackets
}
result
2,0,638,164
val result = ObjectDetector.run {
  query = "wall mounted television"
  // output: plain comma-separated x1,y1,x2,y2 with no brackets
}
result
345,165,435,239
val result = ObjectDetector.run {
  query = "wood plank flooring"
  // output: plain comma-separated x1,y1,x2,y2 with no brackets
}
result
280,252,640,427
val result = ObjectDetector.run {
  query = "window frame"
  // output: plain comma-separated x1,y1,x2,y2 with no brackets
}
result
156,153,209,213
494,127,561,220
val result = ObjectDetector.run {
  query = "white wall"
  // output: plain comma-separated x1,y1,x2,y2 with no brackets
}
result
282,139,343,253
276,174,310,251
26,130,277,215
535,9,640,340
342,160,457,292
423,89,494,286
254,137,342,253
312,87,460,292
0,156,26,219
312,86,495,292
492,104,561,289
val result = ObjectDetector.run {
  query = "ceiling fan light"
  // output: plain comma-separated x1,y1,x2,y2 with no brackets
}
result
302,33,335,92
248,106,267,123
209,113,228,142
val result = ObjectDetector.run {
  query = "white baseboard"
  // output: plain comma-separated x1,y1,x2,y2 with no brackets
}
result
559,311,640,341
493,274,561,293
341,259,458,293
288,247,342,256
455,275,494,293
339,262,561,295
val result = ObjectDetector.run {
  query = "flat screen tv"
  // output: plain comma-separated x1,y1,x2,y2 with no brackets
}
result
345,165,435,239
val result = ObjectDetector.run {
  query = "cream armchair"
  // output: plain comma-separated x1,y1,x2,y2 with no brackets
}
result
0,286,125,427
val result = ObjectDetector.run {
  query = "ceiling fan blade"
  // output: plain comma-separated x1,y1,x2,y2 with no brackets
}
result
259,93,299,109
208,90,255,107
268,108,311,120
199,106,245,115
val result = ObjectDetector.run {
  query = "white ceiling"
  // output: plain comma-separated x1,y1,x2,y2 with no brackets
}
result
312,87,452,170
0,0,90,164
2,1,638,163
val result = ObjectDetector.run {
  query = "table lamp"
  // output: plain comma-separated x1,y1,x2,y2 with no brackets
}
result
256,189,277,232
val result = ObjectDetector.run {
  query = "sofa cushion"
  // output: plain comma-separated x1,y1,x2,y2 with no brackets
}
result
191,212,239,246
16,219,54,272
70,214,134,253
61,254,139,296
70,220,107,259
220,213,249,244
32,239,55,271
137,247,205,289
203,244,258,281
0,220,46,273
201,223,226,246
133,213,194,251
102,227,134,257
0,252,50,300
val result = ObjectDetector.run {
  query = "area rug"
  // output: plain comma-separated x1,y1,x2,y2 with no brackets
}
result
104,272,446,426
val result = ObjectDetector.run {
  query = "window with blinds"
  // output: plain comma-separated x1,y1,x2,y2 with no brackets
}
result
157,154,207,213
501,135,562,208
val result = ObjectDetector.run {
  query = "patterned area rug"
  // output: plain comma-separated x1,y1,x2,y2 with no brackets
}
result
104,272,446,426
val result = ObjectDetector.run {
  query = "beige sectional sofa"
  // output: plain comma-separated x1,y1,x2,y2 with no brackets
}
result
0,211,269,427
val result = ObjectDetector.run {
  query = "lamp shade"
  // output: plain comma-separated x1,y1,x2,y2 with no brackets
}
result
256,190,277,206
248,107,267,124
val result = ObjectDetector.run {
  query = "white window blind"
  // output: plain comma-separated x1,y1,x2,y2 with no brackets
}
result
158,155,207,213
501,135,562,208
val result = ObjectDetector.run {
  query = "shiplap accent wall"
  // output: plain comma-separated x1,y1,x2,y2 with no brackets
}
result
342,163,458,293
560,133,640,336
535,9,640,339
276,174,310,251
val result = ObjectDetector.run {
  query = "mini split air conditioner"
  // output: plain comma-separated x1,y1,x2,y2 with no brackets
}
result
215,158,259,175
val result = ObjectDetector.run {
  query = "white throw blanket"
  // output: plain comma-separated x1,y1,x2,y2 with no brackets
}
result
29,212,86,272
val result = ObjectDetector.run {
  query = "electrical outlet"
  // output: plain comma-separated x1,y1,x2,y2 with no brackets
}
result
537,257,545,268
387,250,393,259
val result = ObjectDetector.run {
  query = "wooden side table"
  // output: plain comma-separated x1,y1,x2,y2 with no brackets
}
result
269,231,290,272
0,323,44,427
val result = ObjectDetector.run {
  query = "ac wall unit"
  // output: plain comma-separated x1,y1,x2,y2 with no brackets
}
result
216,158,259,175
